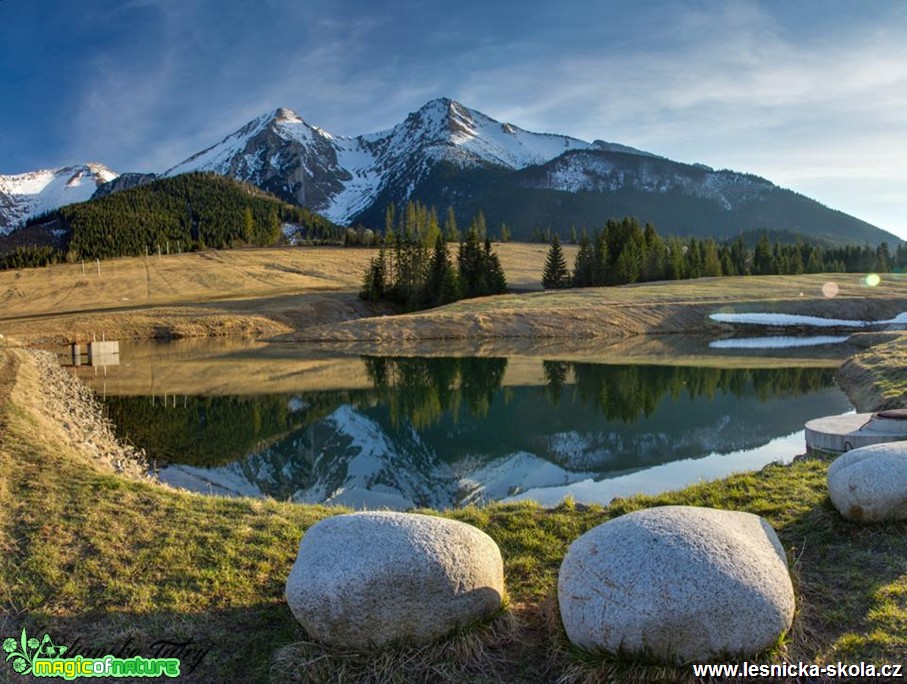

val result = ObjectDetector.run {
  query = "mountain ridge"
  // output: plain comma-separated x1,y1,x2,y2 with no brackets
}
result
0,98,901,246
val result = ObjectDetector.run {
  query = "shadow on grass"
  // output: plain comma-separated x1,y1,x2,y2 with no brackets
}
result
779,495,907,663
2,603,297,683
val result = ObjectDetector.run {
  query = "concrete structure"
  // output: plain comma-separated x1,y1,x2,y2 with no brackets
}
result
805,409,907,454
87,340,120,367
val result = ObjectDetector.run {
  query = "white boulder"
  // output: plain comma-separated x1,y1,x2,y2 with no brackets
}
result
828,441,907,522
558,506,795,662
285,511,504,649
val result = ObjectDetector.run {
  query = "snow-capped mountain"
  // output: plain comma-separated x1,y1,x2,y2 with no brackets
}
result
162,98,657,226
165,107,351,213
156,98,893,244
1,98,896,245
0,163,118,234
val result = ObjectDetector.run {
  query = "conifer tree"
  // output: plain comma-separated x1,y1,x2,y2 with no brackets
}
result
702,239,723,277
572,231,595,287
243,207,255,243
423,234,459,308
542,234,570,289
484,239,507,294
444,206,460,242
593,229,609,285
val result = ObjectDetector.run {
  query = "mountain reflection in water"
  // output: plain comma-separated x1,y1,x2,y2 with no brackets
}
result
102,356,851,509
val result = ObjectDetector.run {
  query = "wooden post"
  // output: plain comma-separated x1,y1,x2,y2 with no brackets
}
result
96,259,101,277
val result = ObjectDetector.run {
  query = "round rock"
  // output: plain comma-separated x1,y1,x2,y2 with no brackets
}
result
285,511,504,649
828,441,907,522
558,506,795,662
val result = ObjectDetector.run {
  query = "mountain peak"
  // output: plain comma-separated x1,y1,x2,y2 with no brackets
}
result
0,162,120,233
273,107,304,125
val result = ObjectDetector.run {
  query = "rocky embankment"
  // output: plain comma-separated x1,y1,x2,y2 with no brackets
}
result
19,349,148,478
836,332,907,412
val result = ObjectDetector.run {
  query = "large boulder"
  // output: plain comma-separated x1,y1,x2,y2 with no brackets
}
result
828,441,907,522
558,506,794,662
285,511,504,649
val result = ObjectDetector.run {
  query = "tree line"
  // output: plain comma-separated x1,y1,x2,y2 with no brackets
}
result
542,216,907,289
359,201,507,310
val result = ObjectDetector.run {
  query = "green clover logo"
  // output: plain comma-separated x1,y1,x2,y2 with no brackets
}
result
3,628,66,676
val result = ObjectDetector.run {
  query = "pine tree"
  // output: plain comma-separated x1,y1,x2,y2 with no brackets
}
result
593,229,609,286
360,247,387,301
242,207,254,243
754,234,776,275
423,235,459,307
642,223,667,282
458,225,487,299
542,234,571,289
666,237,685,280
444,206,460,242
472,211,487,242
615,236,642,284
484,239,508,294
572,231,595,287
385,203,396,237
702,239,722,277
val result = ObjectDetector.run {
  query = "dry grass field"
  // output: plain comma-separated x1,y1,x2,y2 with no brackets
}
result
295,272,907,342
1,244,905,349
0,244,575,344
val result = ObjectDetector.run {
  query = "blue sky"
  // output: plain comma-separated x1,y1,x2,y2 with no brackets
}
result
1,0,906,239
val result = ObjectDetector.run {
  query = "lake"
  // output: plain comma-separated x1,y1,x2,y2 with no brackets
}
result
67,337,853,509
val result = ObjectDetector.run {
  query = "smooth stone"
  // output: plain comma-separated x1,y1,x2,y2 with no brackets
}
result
558,505,795,662
285,511,504,649
828,441,907,522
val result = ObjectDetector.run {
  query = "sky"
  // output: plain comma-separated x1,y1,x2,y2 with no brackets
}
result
1,0,906,239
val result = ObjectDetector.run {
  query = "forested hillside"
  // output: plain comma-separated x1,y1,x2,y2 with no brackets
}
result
6,173,340,265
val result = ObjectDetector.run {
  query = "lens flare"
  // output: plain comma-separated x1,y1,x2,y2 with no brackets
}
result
822,282,839,298
865,273,881,287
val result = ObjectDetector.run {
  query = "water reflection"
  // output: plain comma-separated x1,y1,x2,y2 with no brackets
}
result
102,354,851,509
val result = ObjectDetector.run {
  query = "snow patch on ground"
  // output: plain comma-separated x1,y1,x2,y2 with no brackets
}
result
709,335,851,349
710,312,907,328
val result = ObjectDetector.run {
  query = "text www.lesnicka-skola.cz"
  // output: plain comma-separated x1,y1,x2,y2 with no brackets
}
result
692,661,903,679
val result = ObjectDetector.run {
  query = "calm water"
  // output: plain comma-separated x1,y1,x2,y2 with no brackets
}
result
71,338,852,509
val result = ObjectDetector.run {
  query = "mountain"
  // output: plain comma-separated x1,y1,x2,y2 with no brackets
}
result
162,98,659,227
0,163,118,234
1,99,899,245
160,98,898,245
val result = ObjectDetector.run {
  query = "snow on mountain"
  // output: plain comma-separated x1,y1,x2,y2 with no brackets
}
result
367,98,593,171
530,150,774,209
161,98,633,225
165,107,354,211
0,163,118,234
4,98,890,244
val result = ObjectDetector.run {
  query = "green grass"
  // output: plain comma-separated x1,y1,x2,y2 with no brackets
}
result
2,348,907,682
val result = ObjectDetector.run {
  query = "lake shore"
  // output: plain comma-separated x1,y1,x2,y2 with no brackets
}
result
2,344,906,682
